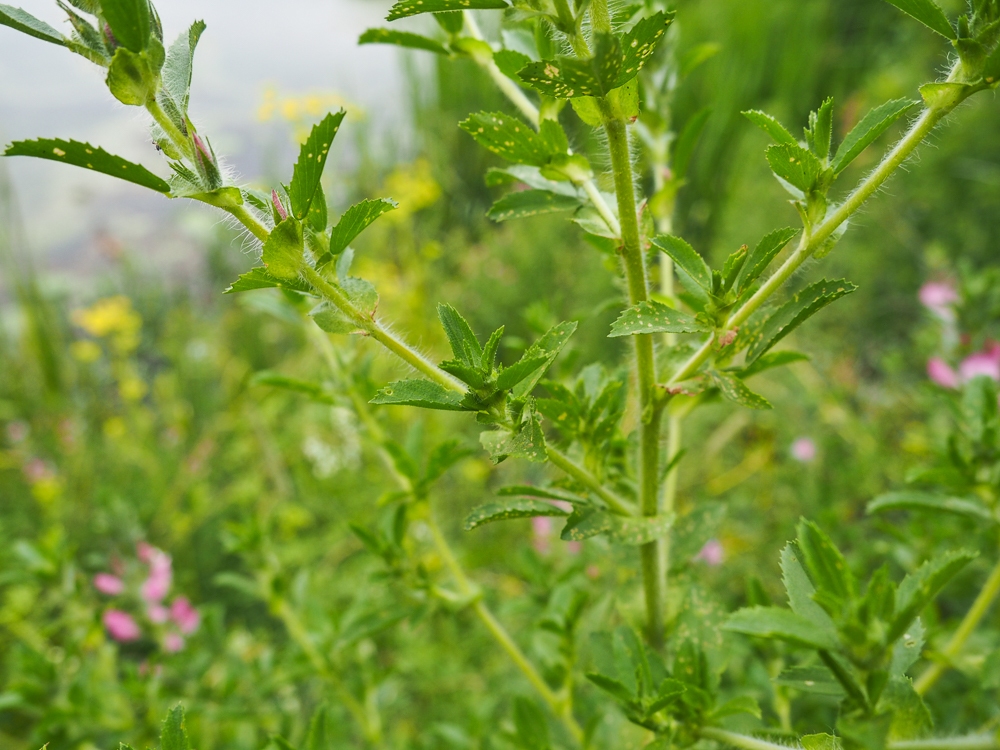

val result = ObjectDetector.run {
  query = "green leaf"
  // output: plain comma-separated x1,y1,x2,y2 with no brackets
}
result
310,301,361,334
669,501,725,565
614,10,674,87
919,81,973,109
738,350,810,379
438,304,482,364
305,705,330,750
889,549,977,642
672,107,711,180
883,677,933,742
765,142,824,194
780,544,837,634
224,267,312,294
464,499,570,530
512,698,550,750
883,0,955,38
329,198,397,255
4,138,170,192
739,227,800,292
487,189,581,221
386,0,508,21
423,440,474,484
251,372,336,404
290,112,345,221
805,97,834,160
0,5,65,45
480,407,546,463
724,606,838,650
561,508,674,545
371,379,467,411
707,370,772,409
746,279,858,363
651,235,711,290
743,110,798,145
890,617,925,676
498,485,586,504
496,356,549,391
160,21,206,122
775,667,845,696
518,34,622,98
511,321,578,400
101,0,151,52
711,695,761,720
867,491,994,522
261,218,304,280
832,99,917,174
106,46,157,106
585,672,635,702
460,111,564,166
161,706,190,750
609,300,711,337
187,186,243,209
494,49,532,80
801,734,844,750
797,519,856,609
358,27,450,55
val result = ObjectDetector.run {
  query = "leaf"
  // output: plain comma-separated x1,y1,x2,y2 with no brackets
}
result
775,667,845,696
423,440,473,484
707,370,772,409
518,35,623,98
801,734,844,750
496,356,549,391
738,350,810,379
224,267,312,294
669,502,725,565
289,112,345,221
160,706,190,750
386,0,508,21
101,0,151,52
585,672,635,702
494,49,532,80
711,695,761,720
746,279,858,362
511,321,578,399
371,379,468,411
106,46,157,106
651,235,711,290
766,142,824,194
160,21,206,119
614,10,674,87
251,372,336,404
358,27,450,55
805,97,834,160
796,519,856,609
261,218,304,280
487,189,581,221
305,705,330,750
460,111,564,166
883,0,955,38
464,499,570,530
883,677,933,742
889,549,977,642
4,138,170,193
672,108,711,180
832,99,917,173
561,508,674,545
186,186,243,208
724,606,838,650
743,110,798,145
780,544,837,634
609,300,711,337
329,198,397,255
512,698,550,750
866,491,994,522
438,304,482,364
738,227,799,292
498,485,586,504
0,5,65,45
480,408,546,463
890,617,925,676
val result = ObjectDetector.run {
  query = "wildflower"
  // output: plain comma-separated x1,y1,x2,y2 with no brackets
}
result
927,357,959,388
147,604,169,624
170,597,200,634
164,633,185,653
5,421,28,443
790,437,817,463
959,342,1000,383
695,538,725,566
566,541,582,554
104,610,141,642
919,280,959,318
93,573,125,596
140,547,172,603
586,564,601,580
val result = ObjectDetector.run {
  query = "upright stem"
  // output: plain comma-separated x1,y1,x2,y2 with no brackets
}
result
700,727,1000,750
602,108,665,646
146,99,196,161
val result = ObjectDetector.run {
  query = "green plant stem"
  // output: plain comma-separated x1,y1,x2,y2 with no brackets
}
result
546,445,636,515
146,99,195,161
602,106,665,647
914,551,1000,695
226,204,270,242
666,99,954,388
700,727,1000,750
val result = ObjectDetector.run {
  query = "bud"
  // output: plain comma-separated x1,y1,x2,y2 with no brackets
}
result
271,189,288,221
191,132,223,190
103,22,119,51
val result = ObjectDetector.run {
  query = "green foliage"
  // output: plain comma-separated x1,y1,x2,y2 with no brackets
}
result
386,0,508,21
289,112,345,221
0,4,65,45
4,138,170,192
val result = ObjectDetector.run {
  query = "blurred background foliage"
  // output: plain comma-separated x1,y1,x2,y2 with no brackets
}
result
1,0,999,747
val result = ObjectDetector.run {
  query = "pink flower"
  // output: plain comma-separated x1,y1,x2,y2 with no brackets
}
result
147,604,169,624
695,538,725,566
93,573,125,596
585,564,601,580
790,437,817,463
919,281,959,317
5,421,28,444
136,542,154,563
22,458,52,483
959,343,1000,383
104,610,141,642
532,516,552,554
566,541,582,554
140,549,172,603
927,357,959,388
170,597,200,634
163,633,185,653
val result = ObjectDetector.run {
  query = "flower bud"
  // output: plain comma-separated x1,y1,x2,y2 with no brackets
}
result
191,133,223,190
272,189,288,221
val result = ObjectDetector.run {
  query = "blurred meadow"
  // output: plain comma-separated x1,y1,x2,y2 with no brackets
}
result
1,0,1000,748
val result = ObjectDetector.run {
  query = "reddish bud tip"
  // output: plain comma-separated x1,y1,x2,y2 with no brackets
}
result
271,190,288,221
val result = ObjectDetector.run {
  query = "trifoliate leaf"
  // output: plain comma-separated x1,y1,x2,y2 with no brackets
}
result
464,499,570,530
290,111,345,221
609,300,711,337
4,138,170,192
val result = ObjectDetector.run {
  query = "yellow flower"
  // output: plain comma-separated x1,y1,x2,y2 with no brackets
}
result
381,159,442,221
71,296,142,353
70,340,102,363
103,417,127,440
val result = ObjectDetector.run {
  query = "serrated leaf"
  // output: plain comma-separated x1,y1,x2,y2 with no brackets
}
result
746,279,858,363
518,34,622,98
890,618,925,676
487,189,581,221
4,138,170,193
889,549,977,642
775,666,845,696
561,508,673,545
464,499,570,530
261,218,303,280
805,97,834,160
496,356,549,391
652,235,711,290
884,0,955,38
707,370,772,409
738,227,799,292
614,10,673,86
161,706,190,750
512,321,578,399
224,267,312,294
480,408,546,463
832,99,917,173
289,112,345,221
780,544,837,634
371,379,467,411
460,111,564,166
160,21,206,121
766,142,824,193
329,198,397,255
743,110,798,145
883,677,933,742
711,695,761,720
867,491,994,522
609,300,711,337
797,519,856,609
585,672,635,702
386,0,508,21
494,48,532,80
438,303,482,364
738,350,810,379
101,0,150,52
358,27,449,55
724,606,838,650
0,5,65,45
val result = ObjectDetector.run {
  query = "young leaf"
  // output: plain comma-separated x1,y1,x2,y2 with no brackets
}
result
460,111,563,166
438,304,482,364
832,99,917,174
651,235,711,290
106,46,157,106
866,491,994,522
775,667,845,696
493,49,532,80
797,519,856,608
464,499,570,530
496,356,549,391
765,142,824,194
160,21,207,119
711,695,761,720
358,27,450,55
805,97,834,160
161,706,191,750
890,618,925,676
329,198,397,255
305,706,330,750
745,279,858,363
724,606,838,650
512,320,578,400
889,549,978,642
371,379,467,411
480,409,546,463
614,10,674,87
738,350,810,379
224,267,312,295
482,326,504,371
672,107,711,180
386,0,508,21
0,5,65,45
518,35,623,98
4,138,170,193
743,110,798,145
883,0,956,39
261,218,304,280
707,370,772,409
609,300,711,337
487,189,581,221
290,111,345,221
585,672,635,702
101,0,151,53
780,544,837,634
737,227,799,292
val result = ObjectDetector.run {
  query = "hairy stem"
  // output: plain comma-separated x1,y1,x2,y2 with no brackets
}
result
146,99,195,161
546,445,636,515
914,551,1000,695
700,727,1000,750
226,204,270,243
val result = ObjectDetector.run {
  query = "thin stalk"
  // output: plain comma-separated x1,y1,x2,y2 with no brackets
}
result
226,204,270,243
915,552,1000,695
700,727,1000,750
602,106,665,647
146,99,195,161
546,445,636,515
